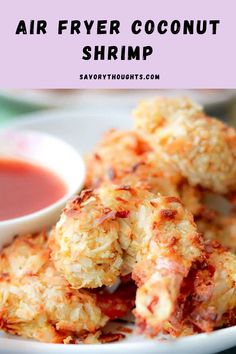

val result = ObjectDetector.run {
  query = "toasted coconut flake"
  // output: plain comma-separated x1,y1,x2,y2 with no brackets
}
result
0,233,107,343
133,96,236,193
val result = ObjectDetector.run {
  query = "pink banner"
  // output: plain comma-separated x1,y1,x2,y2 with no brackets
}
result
0,0,235,88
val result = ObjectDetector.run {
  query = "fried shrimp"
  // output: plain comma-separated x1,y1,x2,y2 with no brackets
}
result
187,242,236,332
133,96,202,134
159,242,236,337
85,129,151,188
50,186,153,289
197,213,236,253
96,279,136,320
133,97,236,193
51,184,203,332
85,129,203,216
132,196,203,334
0,233,107,343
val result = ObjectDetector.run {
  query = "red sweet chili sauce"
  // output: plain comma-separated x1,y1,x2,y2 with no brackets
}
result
0,158,67,221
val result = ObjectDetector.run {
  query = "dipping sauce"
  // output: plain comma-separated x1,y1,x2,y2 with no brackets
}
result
0,158,67,221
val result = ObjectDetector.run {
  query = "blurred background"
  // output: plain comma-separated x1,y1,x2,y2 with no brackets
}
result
0,89,235,127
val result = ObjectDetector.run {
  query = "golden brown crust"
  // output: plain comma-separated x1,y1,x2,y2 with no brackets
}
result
51,184,205,334
133,97,236,193
133,196,203,334
186,242,236,332
85,129,204,216
197,212,236,253
85,129,151,189
133,96,202,134
0,233,107,343
137,241,236,337
50,185,155,288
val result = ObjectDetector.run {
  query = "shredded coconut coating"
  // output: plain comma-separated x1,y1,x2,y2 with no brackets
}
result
133,97,236,193
50,188,126,289
85,129,203,216
158,242,236,337
197,213,236,253
50,186,154,288
132,196,203,333
51,184,204,334
85,129,151,188
133,96,202,134
0,233,107,343
187,242,236,332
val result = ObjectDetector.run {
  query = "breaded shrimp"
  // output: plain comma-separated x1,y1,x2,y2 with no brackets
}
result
85,129,203,216
132,196,203,333
159,242,236,337
197,213,236,253
0,233,107,343
50,186,153,289
133,96,202,134
51,185,203,332
96,279,136,320
85,129,151,189
133,97,236,194
187,242,236,332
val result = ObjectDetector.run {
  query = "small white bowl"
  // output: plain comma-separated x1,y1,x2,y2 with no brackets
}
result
0,129,85,248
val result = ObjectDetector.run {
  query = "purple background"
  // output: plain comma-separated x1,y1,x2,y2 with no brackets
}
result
0,0,235,88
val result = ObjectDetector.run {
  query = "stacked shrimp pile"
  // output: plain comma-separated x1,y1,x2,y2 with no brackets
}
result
1,97,236,343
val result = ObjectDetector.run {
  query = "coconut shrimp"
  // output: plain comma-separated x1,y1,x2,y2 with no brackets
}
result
132,196,203,333
157,242,236,337
197,213,236,253
133,97,236,194
50,186,154,289
51,184,203,332
187,242,236,332
85,129,203,216
0,232,107,343
85,129,151,188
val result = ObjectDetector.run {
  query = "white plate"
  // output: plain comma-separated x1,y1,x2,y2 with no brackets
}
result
0,89,235,109
0,110,236,354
